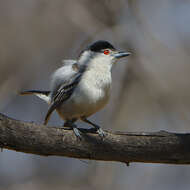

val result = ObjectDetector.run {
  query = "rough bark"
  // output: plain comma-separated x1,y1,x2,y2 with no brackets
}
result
0,113,190,165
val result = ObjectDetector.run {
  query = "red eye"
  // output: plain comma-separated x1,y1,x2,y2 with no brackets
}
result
104,49,110,55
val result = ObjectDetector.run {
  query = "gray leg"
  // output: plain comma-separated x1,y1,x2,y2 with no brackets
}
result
81,117,105,138
64,119,81,139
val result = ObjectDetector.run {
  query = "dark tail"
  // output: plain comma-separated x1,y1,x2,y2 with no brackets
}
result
20,90,50,96
20,90,51,103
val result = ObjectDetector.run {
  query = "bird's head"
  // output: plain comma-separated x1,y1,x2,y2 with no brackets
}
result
78,40,131,66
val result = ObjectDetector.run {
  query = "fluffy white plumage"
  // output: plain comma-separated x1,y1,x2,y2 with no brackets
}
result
50,53,113,120
20,40,130,138
31,52,113,121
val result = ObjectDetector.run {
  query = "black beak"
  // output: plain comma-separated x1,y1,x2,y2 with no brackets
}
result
114,51,131,59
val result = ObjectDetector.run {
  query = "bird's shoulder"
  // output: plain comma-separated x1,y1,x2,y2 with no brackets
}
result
50,60,79,86
61,59,77,66
50,59,83,98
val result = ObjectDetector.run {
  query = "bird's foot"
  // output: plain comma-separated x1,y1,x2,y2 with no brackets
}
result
72,126,82,140
96,127,105,138
64,121,82,140
80,117,106,139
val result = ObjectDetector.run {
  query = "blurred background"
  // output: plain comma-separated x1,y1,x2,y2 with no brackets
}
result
1,0,190,189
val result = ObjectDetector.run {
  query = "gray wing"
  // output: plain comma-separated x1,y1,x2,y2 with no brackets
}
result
50,59,78,97
44,60,81,125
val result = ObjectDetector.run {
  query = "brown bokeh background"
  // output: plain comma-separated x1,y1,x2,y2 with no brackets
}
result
1,1,190,190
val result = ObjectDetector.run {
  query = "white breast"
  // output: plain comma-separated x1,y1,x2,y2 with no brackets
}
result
57,56,112,119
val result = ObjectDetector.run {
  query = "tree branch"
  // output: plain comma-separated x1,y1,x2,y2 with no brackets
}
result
0,113,190,165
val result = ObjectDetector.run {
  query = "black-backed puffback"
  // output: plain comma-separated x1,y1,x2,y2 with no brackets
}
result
20,40,131,139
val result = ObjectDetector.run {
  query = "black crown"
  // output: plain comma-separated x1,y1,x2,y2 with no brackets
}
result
87,40,116,52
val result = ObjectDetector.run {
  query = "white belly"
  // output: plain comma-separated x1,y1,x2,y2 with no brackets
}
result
56,69,111,120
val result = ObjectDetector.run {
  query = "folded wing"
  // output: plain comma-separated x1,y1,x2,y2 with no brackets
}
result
44,60,82,125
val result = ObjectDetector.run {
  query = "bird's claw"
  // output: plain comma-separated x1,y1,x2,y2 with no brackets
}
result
64,122,82,140
97,128,105,138
73,127,82,140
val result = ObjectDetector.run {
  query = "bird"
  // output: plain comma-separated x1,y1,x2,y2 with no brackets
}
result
20,40,130,138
